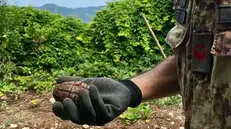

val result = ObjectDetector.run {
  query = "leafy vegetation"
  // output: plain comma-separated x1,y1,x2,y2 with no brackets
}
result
119,95,182,125
120,102,154,125
0,0,175,94
75,0,175,78
151,95,182,107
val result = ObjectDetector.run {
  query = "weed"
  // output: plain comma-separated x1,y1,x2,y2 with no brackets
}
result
30,99,40,105
119,102,153,125
3,117,24,127
150,95,182,107
119,95,182,125
2,110,24,127
0,91,4,97
0,101,8,108
29,99,40,108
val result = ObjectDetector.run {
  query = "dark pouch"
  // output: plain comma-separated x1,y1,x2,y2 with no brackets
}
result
192,34,213,73
174,0,189,25
211,4,231,56
217,6,231,24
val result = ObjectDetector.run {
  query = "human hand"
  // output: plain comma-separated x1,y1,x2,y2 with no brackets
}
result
52,76,142,126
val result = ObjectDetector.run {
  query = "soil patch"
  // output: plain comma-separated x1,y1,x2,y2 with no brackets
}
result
0,92,185,129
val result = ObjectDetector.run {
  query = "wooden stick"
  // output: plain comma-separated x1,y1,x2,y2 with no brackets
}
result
141,13,167,59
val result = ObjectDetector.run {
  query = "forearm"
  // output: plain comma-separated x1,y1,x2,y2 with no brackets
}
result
131,55,180,101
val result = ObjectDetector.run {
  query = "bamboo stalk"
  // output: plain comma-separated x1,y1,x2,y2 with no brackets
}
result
141,13,167,59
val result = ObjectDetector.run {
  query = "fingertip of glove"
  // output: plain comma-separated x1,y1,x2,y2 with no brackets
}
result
63,98,74,105
52,101,64,111
52,101,65,118
89,85,99,100
78,89,90,100
62,98,81,124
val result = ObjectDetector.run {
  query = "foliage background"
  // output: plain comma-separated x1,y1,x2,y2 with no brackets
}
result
0,0,175,94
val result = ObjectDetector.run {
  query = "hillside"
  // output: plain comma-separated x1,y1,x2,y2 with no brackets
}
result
38,4,105,22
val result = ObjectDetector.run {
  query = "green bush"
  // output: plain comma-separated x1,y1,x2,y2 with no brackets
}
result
76,0,175,78
7,7,86,71
0,0,175,93
81,0,174,64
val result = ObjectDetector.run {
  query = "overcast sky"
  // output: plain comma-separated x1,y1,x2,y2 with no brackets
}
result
7,0,112,8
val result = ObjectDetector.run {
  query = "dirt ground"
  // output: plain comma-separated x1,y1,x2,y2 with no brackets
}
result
0,92,185,129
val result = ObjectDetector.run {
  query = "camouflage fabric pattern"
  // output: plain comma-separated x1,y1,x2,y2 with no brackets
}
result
211,31,231,56
221,0,231,5
211,0,231,56
166,0,231,128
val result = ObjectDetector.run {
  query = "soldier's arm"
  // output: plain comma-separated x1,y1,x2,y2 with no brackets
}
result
131,55,180,101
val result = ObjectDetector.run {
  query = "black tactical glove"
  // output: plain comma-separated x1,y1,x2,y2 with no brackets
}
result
52,76,142,126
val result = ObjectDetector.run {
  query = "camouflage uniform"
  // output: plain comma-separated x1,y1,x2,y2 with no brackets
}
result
166,0,231,128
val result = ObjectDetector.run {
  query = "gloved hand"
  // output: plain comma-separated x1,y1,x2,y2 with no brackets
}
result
52,76,142,126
